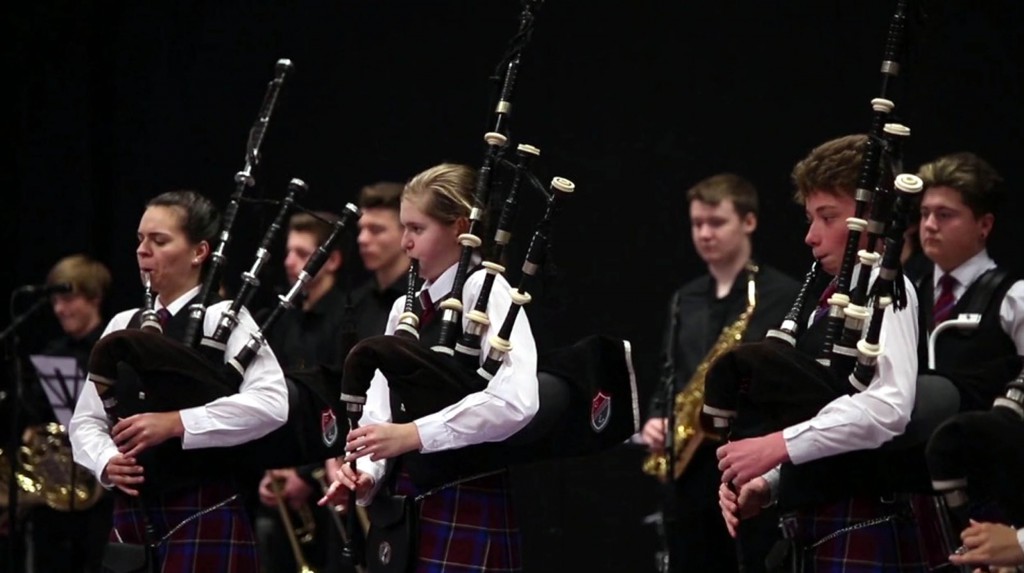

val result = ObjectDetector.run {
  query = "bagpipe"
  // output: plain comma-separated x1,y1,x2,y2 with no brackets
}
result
701,147,921,449
88,200,362,493
925,366,1024,554
339,0,639,494
84,60,365,492
699,0,952,504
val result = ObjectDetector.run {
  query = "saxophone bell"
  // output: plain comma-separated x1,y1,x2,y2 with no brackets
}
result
642,264,758,482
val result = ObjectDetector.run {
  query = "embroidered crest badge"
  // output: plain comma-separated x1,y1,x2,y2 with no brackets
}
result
321,408,338,447
591,391,611,432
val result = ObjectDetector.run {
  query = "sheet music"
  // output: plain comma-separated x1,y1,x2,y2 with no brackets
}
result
29,354,87,428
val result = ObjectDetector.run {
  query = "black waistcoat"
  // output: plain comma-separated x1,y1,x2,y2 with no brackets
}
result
391,287,513,493
125,295,244,494
776,279,925,509
916,267,1020,411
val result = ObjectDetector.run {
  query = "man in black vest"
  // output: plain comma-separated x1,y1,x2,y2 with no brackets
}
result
916,151,1024,412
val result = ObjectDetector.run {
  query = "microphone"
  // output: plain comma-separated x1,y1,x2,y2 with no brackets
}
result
16,282,73,296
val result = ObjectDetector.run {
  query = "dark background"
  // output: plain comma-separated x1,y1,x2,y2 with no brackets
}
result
6,1,1023,571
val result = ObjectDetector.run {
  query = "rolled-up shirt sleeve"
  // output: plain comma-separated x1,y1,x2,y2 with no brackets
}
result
179,302,288,449
70,311,132,485
1000,280,1024,355
783,275,919,465
70,298,288,484
413,271,539,453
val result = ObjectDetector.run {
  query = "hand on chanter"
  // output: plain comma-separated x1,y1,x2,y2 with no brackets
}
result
318,462,370,508
716,431,789,487
112,411,185,459
102,453,144,496
343,422,423,463
718,478,770,538
949,519,1024,570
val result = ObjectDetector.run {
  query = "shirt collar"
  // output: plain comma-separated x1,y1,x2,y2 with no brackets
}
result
421,262,459,303
158,284,202,316
932,249,996,290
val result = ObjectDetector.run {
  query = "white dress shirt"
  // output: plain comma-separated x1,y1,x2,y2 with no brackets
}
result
783,270,920,465
69,285,288,483
355,263,539,492
931,249,1024,354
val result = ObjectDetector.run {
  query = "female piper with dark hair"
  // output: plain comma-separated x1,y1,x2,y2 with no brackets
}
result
320,163,539,572
69,190,288,572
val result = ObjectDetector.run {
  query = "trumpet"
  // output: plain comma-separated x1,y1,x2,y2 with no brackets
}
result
312,465,368,573
268,470,317,573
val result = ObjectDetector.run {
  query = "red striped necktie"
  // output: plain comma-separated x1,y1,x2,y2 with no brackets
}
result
419,291,436,327
932,273,957,326
813,280,838,324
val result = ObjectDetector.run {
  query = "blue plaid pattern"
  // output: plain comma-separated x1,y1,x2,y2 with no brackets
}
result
788,494,948,572
110,480,259,572
396,471,520,572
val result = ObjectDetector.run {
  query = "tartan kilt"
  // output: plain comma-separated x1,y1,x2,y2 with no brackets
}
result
110,479,259,572
395,470,521,573
787,494,950,573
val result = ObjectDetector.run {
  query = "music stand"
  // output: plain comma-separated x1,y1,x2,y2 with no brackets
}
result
28,354,88,512
28,355,86,430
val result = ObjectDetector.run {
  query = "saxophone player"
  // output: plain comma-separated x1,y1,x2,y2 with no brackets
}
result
640,173,799,572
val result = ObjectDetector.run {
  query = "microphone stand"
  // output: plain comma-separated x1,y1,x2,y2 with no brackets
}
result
655,291,682,573
1,292,52,572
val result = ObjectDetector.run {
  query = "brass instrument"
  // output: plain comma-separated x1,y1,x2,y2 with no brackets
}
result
311,466,370,537
268,470,317,573
0,423,105,516
642,264,757,481
312,466,368,573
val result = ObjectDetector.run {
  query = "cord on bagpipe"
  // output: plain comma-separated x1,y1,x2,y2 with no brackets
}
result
197,178,307,362
430,0,543,356
335,0,638,498
342,181,643,494
701,0,916,442
181,58,293,349
335,0,541,412
227,203,360,383
818,0,909,372
88,55,296,433
701,165,922,446
453,143,541,368
85,198,361,496
338,175,576,445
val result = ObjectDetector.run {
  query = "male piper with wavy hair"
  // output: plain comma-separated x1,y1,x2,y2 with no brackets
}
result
717,135,948,572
